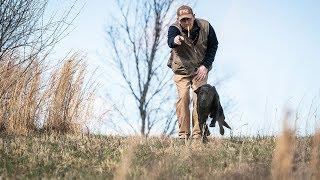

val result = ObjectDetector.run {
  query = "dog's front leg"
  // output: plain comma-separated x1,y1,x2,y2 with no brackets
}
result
209,118,216,127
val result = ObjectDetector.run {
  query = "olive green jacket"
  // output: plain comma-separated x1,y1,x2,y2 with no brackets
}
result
168,18,210,75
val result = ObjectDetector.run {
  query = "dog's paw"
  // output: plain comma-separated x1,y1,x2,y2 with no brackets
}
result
209,119,216,127
204,125,210,136
219,126,225,135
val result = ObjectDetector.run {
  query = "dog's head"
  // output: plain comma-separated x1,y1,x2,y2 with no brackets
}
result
194,84,215,110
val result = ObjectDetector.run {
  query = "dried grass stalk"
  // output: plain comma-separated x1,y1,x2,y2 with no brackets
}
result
272,118,295,180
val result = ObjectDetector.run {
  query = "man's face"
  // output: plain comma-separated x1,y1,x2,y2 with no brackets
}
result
179,15,195,30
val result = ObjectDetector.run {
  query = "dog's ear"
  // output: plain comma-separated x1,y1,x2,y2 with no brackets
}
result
209,97,219,118
194,87,200,94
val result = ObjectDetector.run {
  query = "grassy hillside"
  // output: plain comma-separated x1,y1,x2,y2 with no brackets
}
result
1,131,319,179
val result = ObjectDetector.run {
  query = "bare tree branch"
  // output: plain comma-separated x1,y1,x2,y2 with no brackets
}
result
105,0,181,136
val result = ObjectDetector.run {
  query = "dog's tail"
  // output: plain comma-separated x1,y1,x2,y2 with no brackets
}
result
218,118,231,135
223,121,231,129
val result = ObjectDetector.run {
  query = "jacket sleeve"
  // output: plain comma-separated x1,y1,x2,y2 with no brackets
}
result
202,23,219,69
167,26,181,48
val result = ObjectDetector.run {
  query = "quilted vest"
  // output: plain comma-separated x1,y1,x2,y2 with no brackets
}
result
168,18,210,75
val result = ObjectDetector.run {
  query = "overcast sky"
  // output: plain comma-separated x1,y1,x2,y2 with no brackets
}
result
50,0,320,136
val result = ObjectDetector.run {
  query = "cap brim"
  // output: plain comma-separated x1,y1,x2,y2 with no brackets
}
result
178,14,193,21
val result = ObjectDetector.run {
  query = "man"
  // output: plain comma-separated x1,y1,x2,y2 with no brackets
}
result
167,5,219,140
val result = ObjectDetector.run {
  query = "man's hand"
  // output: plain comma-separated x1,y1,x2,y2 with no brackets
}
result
195,65,208,81
174,35,184,45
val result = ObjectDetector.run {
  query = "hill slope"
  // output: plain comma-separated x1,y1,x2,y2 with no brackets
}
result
0,133,318,179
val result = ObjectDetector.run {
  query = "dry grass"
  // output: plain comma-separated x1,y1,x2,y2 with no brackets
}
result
0,57,41,134
271,120,295,180
1,109,317,179
44,54,94,134
0,133,317,179
0,53,94,135
114,137,141,180
311,129,320,180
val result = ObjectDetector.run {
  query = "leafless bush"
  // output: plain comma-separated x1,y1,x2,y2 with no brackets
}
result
44,54,95,134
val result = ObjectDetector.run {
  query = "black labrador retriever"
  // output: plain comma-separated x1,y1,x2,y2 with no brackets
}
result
195,84,231,141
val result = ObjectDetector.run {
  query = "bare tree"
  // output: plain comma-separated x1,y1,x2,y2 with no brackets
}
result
1,0,83,64
105,0,183,136
0,0,82,132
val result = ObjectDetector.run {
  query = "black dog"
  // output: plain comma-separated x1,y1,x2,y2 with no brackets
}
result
195,84,231,140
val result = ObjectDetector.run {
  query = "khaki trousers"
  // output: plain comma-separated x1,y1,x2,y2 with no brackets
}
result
173,73,208,138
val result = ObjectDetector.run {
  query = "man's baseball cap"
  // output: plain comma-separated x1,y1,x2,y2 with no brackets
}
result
177,5,194,21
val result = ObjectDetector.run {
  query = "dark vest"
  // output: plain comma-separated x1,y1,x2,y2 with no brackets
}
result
168,18,210,75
